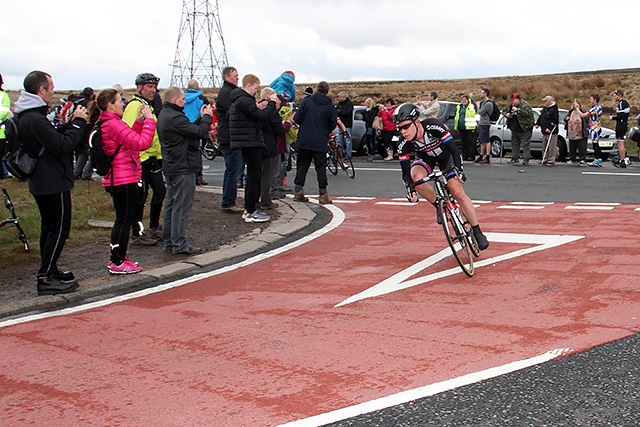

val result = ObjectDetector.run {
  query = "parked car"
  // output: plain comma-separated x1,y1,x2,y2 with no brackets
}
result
490,108,617,161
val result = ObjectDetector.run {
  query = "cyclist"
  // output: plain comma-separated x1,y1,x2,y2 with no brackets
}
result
393,103,489,250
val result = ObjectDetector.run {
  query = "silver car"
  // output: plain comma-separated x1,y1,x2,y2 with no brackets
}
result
490,108,617,161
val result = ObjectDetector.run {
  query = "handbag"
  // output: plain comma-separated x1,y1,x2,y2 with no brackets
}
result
372,116,384,131
4,145,44,181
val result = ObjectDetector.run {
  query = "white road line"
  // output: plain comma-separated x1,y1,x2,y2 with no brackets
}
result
276,348,572,427
582,171,640,176
498,205,546,210
573,202,621,206
0,205,347,329
510,201,555,205
565,206,615,210
332,200,361,204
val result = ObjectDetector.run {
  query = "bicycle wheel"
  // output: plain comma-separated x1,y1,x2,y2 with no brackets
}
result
327,149,338,175
439,199,474,277
337,145,355,178
201,147,216,161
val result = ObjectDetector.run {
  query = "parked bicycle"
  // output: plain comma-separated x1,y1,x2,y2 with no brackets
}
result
409,169,479,276
201,137,222,161
327,132,355,179
1,188,29,251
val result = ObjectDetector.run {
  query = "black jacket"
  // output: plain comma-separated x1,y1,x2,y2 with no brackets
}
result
157,102,212,176
535,104,559,134
362,106,379,129
228,88,276,150
18,106,85,196
336,97,354,127
260,106,285,158
294,93,337,152
215,80,237,146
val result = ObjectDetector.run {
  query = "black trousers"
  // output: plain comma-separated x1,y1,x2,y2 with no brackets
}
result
241,147,262,214
132,158,166,235
109,183,139,264
33,191,72,277
294,149,328,194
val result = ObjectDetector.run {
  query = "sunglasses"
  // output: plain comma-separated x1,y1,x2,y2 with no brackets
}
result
397,122,413,131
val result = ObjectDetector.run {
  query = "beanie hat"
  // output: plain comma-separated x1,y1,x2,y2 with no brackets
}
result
284,70,295,79
279,105,293,120
303,86,313,96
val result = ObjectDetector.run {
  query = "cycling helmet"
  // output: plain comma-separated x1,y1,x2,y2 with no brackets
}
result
393,103,420,124
135,73,160,86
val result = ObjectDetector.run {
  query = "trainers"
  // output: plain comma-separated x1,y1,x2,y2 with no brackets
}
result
243,210,270,223
36,275,79,296
509,158,520,164
131,233,158,246
580,160,586,166
147,228,163,241
587,159,602,167
473,230,490,251
108,258,142,274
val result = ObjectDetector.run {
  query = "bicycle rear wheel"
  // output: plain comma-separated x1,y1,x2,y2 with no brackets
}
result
439,199,474,276
337,145,355,178
327,150,338,175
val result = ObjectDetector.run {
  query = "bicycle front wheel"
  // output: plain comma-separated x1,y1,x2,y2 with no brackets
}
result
201,147,216,160
439,199,474,276
327,150,338,175
337,145,355,178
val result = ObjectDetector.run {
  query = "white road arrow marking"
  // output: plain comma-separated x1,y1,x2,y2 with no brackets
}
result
335,232,584,307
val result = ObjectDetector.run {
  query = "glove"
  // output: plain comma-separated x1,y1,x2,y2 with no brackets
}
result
344,131,351,140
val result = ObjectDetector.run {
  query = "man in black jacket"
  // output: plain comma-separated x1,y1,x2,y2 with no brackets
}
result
216,66,244,213
293,81,338,205
536,95,559,166
157,86,213,254
14,70,87,295
229,74,278,223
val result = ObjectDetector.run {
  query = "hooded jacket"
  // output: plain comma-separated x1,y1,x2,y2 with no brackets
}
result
14,91,86,196
269,72,296,103
99,111,156,187
183,88,206,123
293,92,337,152
228,87,276,150
157,102,212,176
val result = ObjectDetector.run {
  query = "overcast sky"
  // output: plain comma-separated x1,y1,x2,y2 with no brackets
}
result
2,0,638,91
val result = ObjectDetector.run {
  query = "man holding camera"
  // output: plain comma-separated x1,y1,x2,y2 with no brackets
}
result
503,93,534,165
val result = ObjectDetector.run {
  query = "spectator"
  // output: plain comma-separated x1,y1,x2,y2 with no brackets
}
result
216,66,245,213
257,87,285,210
378,97,397,161
91,89,156,274
157,86,213,254
0,74,11,178
416,91,440,118
362,98,379,162
292,81,337,205
229,73,278,222
112,83,126,104
336,91,354,159
454,94,478,161
611,89,630,166
578,94,603,167
59,93,77,124
269,70,296,104
536,95,559,166
184,79,209,185
564,99,589,165
14,70,87,295
302,86,313,98
503,93,534,165
122,72,166,245
72,87,96,181
272,105,295,199
475,88,493,164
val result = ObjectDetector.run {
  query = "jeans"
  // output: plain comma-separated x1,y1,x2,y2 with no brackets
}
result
365,128,376,157
74,144,93,179
162,174,196,253
108,182,139,264
294,149,328,195
219,143,244,208
33,191,72,276
337,127,353,158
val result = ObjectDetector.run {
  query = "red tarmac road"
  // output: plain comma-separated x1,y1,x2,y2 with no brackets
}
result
2,198,640,426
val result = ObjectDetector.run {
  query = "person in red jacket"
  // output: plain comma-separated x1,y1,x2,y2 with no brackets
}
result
89,89,156,274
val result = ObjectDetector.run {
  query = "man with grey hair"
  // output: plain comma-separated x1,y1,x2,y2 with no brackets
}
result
157,86,213,254
335,91,354,159
416,91,440,118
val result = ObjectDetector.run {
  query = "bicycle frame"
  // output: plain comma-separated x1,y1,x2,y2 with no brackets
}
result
327,133,355,179
1,188,29,251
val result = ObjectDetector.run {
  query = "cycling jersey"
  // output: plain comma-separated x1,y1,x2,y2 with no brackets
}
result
398,118,461,184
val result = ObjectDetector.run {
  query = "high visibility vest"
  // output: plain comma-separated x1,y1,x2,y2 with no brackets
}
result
454,103,477,131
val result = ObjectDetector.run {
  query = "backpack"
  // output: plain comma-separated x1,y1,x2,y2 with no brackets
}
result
89,121,120,177
2,114,45,181
488,100,500,122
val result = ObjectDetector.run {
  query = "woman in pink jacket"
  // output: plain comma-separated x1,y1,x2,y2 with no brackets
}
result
88,89,156,274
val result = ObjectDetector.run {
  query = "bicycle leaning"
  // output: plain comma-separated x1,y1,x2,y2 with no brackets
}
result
327,131,355,179
0,188,29,251
408,169,480,276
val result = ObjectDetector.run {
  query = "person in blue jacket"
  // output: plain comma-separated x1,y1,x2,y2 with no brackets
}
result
269,71,296,104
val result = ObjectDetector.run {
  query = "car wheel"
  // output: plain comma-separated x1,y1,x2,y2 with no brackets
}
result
490,137,503,158
556,137,567,162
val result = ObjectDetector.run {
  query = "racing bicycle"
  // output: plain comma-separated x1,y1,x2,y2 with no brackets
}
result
409,170,480,276
327,132,355,179
201,137,222,161
1,188,29,251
